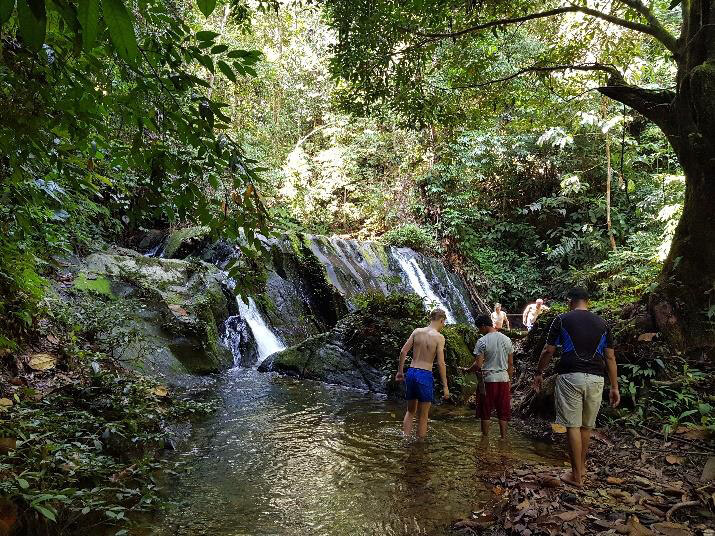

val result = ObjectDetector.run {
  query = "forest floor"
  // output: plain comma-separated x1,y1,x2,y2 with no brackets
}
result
452,315,715,536
451,420,715,536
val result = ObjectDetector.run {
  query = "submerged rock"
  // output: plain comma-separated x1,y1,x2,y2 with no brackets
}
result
59,247,234,385
259,293,478,401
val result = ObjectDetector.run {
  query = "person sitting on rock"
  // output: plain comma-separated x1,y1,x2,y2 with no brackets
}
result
462,315,514,439
491,302,510,330
522,298,549,331
395,308,450,439
532,287,620,487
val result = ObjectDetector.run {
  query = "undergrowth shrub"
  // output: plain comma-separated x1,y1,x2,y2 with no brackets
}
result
382,223,439,254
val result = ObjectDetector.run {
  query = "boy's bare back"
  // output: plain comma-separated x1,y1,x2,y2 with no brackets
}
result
410,327,445,370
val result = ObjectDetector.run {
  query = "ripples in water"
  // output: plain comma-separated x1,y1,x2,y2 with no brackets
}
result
141,368,560,536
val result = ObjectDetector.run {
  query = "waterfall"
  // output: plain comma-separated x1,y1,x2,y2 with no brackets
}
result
392,249,457,324
236,297,285,365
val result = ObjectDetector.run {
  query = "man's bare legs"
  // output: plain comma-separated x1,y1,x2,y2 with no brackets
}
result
563,427,585,487
498,420,508,440
580,427,592,482
402,399,418,437
417,402,431,439
480,419,508,439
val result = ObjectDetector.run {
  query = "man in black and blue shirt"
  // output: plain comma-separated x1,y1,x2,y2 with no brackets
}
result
533,287,620,487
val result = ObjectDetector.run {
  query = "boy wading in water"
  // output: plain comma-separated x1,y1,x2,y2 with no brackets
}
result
395,308,450,439
462,315,514,439
533,287,620,487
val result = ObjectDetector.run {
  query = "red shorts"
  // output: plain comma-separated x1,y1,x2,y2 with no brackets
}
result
477,381,511,421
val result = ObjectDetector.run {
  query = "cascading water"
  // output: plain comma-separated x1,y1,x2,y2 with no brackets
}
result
236,297,285,365
392,248,457,323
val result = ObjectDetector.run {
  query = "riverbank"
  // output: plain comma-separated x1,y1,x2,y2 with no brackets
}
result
451,305,715,535
453,419,715,535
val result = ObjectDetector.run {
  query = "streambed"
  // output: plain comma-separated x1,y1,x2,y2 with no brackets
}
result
141,368,562,536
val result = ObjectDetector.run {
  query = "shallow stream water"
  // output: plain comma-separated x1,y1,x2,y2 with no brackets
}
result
142,368,562,535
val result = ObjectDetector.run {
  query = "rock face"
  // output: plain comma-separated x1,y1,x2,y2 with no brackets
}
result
259,294,478,401
159,231,480,365
61,247,234,385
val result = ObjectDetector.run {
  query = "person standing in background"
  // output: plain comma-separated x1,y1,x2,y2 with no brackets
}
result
522,298,549,331
491,303,510,330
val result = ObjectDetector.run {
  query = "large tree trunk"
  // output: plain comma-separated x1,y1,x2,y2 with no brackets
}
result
599,1,715,353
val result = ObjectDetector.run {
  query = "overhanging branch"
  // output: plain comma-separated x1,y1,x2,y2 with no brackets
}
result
399,3,677,54
440,61,675,131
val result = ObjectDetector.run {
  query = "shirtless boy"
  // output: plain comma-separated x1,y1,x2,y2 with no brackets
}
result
395,308,450,439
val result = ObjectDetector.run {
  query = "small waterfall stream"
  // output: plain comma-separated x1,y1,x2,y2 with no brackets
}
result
236,297,285,365
393,248,457,323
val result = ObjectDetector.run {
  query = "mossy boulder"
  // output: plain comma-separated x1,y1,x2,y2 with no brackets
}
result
163,226,210,259
259,293,478,402
63,247,233,384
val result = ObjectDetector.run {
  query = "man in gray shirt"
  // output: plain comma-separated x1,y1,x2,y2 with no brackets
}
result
462,315,514,438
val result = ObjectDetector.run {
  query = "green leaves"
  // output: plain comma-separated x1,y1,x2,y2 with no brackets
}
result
0,0,15,24
196,0,216,17
101,0,138,62
217,60,236,82
17,0,46,51
77,0,100,51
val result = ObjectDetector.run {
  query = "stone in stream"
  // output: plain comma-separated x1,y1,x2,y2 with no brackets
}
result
58,247,234,386
259,293,479,401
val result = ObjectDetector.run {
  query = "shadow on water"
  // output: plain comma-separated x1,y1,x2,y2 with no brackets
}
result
137,368,562,536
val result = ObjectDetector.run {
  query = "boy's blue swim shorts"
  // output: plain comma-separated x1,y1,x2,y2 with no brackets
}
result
405,367,434,403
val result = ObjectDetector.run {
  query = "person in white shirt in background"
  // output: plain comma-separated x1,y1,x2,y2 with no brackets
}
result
491,303,510,330
522,298,549,331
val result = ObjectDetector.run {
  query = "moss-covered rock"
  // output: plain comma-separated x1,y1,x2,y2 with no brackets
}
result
60,247,233,384
163,226,210,259
260,293,478,402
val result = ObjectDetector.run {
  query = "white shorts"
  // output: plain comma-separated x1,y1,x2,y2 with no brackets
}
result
555,372,604,429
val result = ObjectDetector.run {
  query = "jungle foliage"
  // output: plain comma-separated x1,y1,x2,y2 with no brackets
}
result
0,0,270,347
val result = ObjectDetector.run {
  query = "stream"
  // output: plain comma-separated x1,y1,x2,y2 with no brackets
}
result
142,368,562,536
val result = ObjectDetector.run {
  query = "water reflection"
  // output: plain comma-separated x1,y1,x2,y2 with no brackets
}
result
140,369,560,536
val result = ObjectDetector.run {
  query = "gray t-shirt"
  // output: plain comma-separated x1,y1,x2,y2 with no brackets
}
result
473,331,514,382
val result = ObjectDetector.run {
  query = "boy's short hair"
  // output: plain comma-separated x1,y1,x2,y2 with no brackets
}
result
567,287,589,302
430,308,447,321
494,302,501,308
475,314,492,328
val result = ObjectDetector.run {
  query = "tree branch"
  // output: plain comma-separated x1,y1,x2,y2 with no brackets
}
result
399,3,677,54
597,83,675,132
615,0,678,52
445,62,622,90
435,60,676,132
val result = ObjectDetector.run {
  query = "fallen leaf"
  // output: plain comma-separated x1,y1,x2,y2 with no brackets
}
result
635,441,642,448
637,333,658,342
493,485,505,495
540,476,562,488
556,510,584,522
682,428,709,441
152,386,169,397
701,457,715,482
665,455,684,465
651,521,693,536
626,515,653,536
168,304,188,317
0,398,13,410
516,498,530,511
551,423,567,434
607,476,624,485
28,353,57,371
0,437,16,454
46,334,59,345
